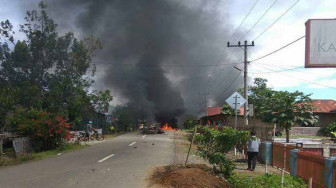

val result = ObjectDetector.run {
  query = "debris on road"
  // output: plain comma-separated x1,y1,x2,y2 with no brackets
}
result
57,153,62,156
148,164,230,188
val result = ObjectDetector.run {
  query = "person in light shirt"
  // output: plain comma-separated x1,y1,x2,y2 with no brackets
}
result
247,131,260,171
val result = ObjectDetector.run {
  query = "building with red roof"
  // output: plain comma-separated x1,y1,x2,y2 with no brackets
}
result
207,106,244,116
310,100,336,127
205,99,336,127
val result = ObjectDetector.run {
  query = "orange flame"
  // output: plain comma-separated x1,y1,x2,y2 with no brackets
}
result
161,122,176,130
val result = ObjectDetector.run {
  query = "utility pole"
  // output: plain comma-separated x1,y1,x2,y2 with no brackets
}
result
199,92,209,116
227,40,254,125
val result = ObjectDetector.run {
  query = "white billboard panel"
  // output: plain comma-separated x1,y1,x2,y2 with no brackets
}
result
305,19,336,68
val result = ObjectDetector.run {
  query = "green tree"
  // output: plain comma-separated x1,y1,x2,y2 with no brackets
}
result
0,2,112,129
183,119,198,129
0,86,17,131
112,105,138,131
249,78,318,143
248,78,274,119
90,90,113,113
263,91,318,142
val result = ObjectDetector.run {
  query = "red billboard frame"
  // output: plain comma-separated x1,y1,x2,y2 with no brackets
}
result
305,19,336,68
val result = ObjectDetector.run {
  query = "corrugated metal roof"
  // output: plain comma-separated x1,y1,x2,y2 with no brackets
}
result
311,99,336,113
207,100,336,117
207,106,244,116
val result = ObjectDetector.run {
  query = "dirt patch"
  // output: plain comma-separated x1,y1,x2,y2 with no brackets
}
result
148,164,230,188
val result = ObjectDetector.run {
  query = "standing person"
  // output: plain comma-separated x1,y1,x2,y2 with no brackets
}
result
247,131,260,171
86,121,93,142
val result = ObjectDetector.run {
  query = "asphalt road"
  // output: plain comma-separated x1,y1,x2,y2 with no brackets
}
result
0,132,175,188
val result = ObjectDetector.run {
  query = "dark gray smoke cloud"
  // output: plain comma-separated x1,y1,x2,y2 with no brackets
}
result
18,0,243,122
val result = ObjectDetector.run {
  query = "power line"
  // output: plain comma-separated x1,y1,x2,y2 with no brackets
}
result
239,0,278,41
214,70,243,100
256,63,336,80
256,65,336,90
207,48,239,91
250,36,305,62
203,0,259,94
253,0,301,41
229,0,260,42
93,62,243,68
252,65,303,74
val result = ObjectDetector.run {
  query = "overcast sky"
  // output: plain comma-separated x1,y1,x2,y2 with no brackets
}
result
1,0,336,107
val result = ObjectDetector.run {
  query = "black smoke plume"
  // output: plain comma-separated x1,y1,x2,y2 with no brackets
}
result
19,0,243,123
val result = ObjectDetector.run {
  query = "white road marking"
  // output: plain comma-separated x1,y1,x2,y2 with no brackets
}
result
142,135,147,138
98,154,116,163
129,142,136,146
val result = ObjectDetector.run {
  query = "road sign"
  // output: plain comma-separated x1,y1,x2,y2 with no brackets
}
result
305,19,336,68
225,92,246,109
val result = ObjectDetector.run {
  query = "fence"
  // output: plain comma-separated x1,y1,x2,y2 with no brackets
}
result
262,142,336,188
272,142,298,172
333,160,336,188
296,152,326,188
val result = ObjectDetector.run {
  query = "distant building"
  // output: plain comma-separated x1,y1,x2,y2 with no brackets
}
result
310,100,336,127
207,106,244,116
206,99,336,128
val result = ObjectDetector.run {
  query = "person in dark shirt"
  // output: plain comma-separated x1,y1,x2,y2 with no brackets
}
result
86,121,93,141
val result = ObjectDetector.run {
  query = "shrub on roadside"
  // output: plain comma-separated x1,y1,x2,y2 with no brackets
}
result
9,107,73,151
226,173,306,188
183,119,198,129
195,126,249,178
320,122,336,137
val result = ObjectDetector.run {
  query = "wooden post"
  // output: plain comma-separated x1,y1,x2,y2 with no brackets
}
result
273,124,276,141
281,145,287,187
0,139,2,158
185,126,197,167
308,177,312,188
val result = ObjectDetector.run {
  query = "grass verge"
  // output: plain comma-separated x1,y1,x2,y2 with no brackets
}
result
226,173,306,188
0,143,88,167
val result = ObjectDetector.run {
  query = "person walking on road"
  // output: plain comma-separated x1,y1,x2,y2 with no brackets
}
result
247,131,260,171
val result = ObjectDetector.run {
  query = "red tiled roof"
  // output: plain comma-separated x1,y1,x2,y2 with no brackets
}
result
207,106,244,116
311,100,336,113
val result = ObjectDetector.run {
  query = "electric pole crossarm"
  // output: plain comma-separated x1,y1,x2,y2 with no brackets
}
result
227,40,255,126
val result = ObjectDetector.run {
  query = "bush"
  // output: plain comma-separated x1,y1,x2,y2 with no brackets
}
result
183,119,198,129
196,126,249,178
9,108,73,151
320,122,336,137
227,174,306,188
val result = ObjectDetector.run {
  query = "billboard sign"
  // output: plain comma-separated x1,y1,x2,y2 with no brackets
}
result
305,19,336,68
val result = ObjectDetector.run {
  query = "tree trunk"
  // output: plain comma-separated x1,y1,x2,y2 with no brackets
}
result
285,129,290,143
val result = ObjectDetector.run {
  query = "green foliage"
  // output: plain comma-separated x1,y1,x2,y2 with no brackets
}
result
221,103,239,116
89,90,113,113
0,86,17,130
0,143,87,167
249,78,318,142
8,108,72,151
112,105,143,131
331,132,336,138
227,173,306,188
320,122,336,137
196,126,249,177
183,119,198,129
0,2,112,131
